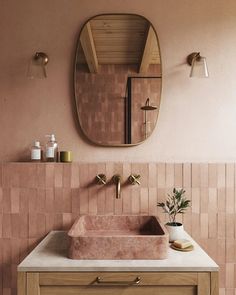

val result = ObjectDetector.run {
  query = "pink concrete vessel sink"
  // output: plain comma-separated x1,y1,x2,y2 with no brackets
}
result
68,215,169,260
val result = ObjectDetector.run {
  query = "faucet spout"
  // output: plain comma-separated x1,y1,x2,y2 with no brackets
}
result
112,174,121,199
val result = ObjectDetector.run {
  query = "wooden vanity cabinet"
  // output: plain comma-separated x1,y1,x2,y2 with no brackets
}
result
18,271,218,295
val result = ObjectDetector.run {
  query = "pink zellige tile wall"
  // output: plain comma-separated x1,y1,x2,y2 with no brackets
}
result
0,162,235,295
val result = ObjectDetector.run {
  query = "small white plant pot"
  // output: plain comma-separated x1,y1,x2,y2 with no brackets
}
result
165,222,184,242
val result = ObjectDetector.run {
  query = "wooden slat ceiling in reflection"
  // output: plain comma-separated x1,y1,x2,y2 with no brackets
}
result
78,15,160,73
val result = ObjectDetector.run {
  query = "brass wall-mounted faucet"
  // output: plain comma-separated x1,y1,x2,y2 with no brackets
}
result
112,174,121,199
128,174,141,185
96,174,107,185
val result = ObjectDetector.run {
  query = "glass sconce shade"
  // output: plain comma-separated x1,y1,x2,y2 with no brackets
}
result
27,52,49,79
187,52,209,78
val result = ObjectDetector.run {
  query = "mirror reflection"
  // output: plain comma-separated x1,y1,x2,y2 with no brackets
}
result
74,14,162,146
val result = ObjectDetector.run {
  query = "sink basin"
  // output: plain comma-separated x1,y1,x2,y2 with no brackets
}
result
68,215,169,259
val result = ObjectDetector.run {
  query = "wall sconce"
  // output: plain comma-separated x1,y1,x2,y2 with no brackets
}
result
187,52,209,78
27,52,49,79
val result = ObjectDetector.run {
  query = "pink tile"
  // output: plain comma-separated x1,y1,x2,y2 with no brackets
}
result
45,214,54,233
122,187,132,214
36,188,46,213
45,188,54,213
209,212,217,238
11,240,20,264
105,185,115,214
19,163,37,188
2,163,10,188
10,188,20,213
28,188,37,213
200,213,208,238
79,164,90,188
131,187,140,214
183,212,192,235
226,214,234,238
122,163,131,184
209,164,217,188
11,263,17,290
174,163,183,187
226,188,234,214
63,164,71,188
148,163,157,187
217,164,226,188
226,239,235,263
54,164,63,187
36,213,46,237
88,187,97,215
45,164,55,188
200,163,208,187
140,187,148,214
0,188,2,213
29,213,37,238
54,214,63,230
0,214,2,238
183,163,191,187
71,188,80,213
97,189,106,214
2,188,11,213
217,239,226,264
157,163,165,187
218,188,226,213
19,188,29,213
19,239,28,262
37,164,46,187
218,213,226,238
19,214,28,238
79,188,89,215
71,163,80,188
200,187,208,213
2,214,11,238
62,213,72,230
11,214,20,238
208,188,217,213
192,164,200,187
226,164,234,188
192,188,200,213
114,197,122,215
165,164,174,187
0,163,2,187
225,263,234,288
148,187,157,215
2,238,11,264
54,188,63,212
9,163,20,188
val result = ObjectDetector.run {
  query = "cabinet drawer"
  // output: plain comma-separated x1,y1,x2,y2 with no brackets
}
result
39,272,199,286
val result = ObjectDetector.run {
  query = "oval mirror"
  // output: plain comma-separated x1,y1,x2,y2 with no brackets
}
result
74,14,162,146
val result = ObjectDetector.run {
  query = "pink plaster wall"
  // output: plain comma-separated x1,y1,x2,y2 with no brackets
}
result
1,0,236,162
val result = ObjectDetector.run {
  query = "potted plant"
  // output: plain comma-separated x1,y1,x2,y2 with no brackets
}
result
157,188,191,242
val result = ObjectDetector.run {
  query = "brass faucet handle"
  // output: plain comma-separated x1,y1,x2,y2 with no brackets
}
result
96,174,107,185
128,174,141,185
112,174,121,182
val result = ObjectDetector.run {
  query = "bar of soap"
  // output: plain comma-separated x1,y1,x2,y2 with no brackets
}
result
173,239,192,249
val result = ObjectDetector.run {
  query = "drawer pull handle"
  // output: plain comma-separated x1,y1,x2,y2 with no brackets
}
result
95,276,141,285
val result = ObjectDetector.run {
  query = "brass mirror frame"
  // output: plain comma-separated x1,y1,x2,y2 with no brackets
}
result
74,13,162,147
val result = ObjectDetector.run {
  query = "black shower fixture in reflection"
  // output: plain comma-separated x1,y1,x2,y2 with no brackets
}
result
141,98,158,139
140,98,157,111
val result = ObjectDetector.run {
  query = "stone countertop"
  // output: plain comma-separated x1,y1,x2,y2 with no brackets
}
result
18,231,218,272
